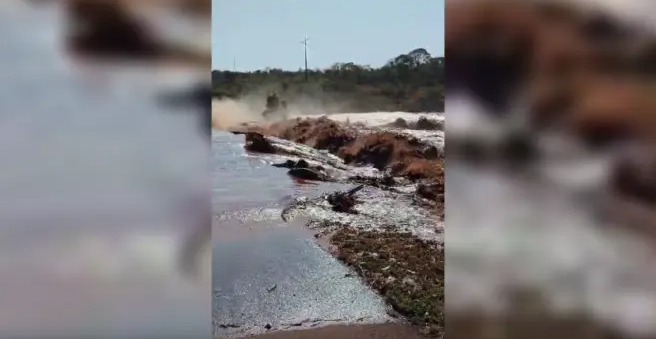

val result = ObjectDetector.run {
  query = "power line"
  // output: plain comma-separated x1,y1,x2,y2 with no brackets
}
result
300,35,310,82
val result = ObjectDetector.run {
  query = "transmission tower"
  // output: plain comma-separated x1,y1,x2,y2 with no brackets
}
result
301,35,310,82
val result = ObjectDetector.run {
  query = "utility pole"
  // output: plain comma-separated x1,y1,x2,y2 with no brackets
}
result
301,35,309,82
233,58,236,72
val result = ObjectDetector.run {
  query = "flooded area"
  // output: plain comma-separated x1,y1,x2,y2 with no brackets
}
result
212,131,394,337
212,111,444,337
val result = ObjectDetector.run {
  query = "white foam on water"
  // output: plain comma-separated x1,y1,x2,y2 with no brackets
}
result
295,111,442,127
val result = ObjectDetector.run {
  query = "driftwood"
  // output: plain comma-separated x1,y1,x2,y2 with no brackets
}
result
327,185,365,214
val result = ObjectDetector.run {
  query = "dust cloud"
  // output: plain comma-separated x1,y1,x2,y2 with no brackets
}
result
211,98,263,130
211,95,337,131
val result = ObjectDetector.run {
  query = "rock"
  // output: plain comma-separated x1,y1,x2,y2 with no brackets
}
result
244,132,276,154
415,116,441,130
295,159,310,168
287,168,323,181
380,175,396,186
392,118,409,128
422,145,440,159
272,159,310,169
264,324,272,330
327,185,364,214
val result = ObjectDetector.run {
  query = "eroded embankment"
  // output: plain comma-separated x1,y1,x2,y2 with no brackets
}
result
229,115,444,337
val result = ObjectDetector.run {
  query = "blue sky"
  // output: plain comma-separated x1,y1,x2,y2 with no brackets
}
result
212,0,444,71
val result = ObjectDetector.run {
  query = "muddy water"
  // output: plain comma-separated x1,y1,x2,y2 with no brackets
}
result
212,132,393,338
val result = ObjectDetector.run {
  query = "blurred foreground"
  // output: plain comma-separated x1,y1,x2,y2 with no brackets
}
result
0,1,210,338
447,0,656,338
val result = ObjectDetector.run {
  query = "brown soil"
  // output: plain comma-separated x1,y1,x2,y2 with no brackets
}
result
340,132,424,170
416,181,445,220
389,158,443,181
447,0,656,146
331,227,444,338
238,323,425,339
241,116,444,184
267,117,356,154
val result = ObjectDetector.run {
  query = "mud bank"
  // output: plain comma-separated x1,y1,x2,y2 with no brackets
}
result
234,116,444,182
229,115,444,337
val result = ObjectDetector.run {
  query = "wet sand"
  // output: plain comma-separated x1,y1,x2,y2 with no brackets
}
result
240,323,425,339
213,222,393,337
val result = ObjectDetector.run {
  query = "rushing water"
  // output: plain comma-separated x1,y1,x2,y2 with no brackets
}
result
212,131,392,337
212,132,347,213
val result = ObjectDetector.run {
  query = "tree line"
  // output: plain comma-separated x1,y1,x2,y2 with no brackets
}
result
212,48,444,113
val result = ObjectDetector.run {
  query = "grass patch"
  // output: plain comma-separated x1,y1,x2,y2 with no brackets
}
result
330,228,444,338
